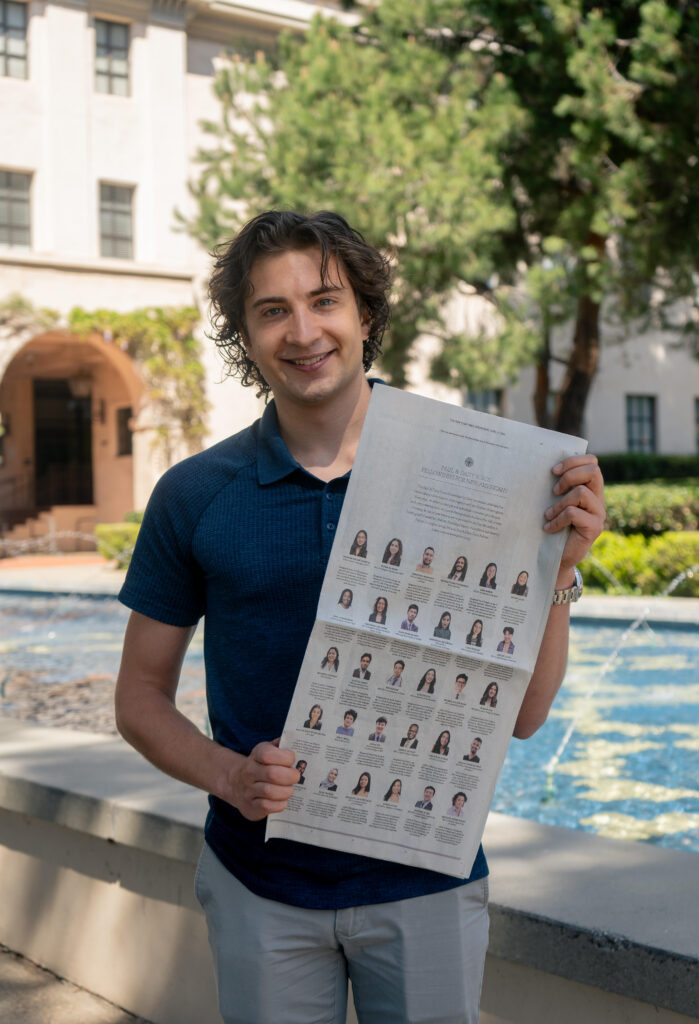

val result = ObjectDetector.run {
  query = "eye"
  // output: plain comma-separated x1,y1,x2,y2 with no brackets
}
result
316,296,335,307
261,305,283,318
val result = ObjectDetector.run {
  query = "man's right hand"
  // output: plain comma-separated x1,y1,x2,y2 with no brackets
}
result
222,739,299,821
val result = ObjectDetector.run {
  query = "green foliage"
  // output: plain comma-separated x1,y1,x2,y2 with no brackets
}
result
604,482,699,536
0,293,59,334
638,532,699,597
598,453,699,483
579,530,699,596
68,306,208,450
95,523,140,569
183,0,699,425
123,510,144,524
579,531,648,592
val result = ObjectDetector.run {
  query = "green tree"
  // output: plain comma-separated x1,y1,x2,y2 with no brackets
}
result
184,0,698,434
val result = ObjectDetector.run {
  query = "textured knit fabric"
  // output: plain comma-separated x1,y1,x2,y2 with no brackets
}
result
119,397,487,909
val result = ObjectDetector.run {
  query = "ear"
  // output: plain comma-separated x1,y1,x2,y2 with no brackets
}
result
359,305,371,339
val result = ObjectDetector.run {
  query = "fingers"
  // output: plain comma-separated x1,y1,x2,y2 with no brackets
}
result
552,455,604,499
230,741,298,821
544,484,605,531
251,739,296,767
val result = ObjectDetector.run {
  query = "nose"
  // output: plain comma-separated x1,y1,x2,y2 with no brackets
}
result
285,305,320,346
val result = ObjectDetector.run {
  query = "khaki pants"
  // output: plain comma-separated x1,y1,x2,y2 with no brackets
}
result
195,843,489,1024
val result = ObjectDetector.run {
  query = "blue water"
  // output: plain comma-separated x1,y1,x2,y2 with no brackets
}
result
1,594,696,851
492,620,699,852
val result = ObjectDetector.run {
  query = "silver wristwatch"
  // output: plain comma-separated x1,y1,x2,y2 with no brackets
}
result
552,566,583,605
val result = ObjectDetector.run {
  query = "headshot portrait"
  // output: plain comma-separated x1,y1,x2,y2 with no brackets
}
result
320,646,340,672
415,786,435,810
319,768,339,791
383,779,402,804
303,704,323,731
466,618,484,647
479,562,497,590
386,660,405,688
338,588,353,610
447,555,468,582
497,627,515,654
400,723,419,749
352,772,371,797
454,673,468,700
432,730,451,756
294,759,307,785
369,717,387,742
511,570,530,596
447,792,467,818
463,737,482,763
349,530,368,558
480,682,499,708
415,546,435,574
382,538,403,566
352,653,372,680
417,668,437,695
369,596,388,624
400,603,419,632
433,611,452,639
336,709,357,737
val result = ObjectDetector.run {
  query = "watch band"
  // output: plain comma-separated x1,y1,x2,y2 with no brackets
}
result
552,566,583,605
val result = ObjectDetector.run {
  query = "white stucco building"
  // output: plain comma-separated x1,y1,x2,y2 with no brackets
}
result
0,0,696,547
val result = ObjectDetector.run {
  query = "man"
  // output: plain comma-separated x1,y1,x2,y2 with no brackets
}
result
464,737,482,764
320,768,339,791
400,723,419,749
454,673,468,700
294,759,307,784
336,709,357,737
115,210,604,1024
415,786,435,810
400,603,419,632
415,546,435,574
497,627,515,654
386,659,405,687
352,653,372,679
368,716,387,742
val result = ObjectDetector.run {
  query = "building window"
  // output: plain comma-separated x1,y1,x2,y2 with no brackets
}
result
626,395,656,453
0,170,30,247
99,183,133,259
466,389,503,416
0,0,27,79
95,18,129,96
116,406,133,456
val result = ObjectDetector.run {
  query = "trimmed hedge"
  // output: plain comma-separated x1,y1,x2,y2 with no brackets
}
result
124,510,144,524
95,523,140,569
604,481,699,535
579,530,699,596
598,453,699,483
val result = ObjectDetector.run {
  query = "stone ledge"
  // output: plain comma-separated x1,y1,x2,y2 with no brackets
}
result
0,715,696,1018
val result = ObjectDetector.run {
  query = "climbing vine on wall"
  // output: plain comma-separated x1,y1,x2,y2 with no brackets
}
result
67,306,209,450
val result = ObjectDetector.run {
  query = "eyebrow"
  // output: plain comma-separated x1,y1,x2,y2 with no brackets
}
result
250,284,345,310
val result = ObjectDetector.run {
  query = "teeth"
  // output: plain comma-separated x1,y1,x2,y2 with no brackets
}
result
292,355,326,365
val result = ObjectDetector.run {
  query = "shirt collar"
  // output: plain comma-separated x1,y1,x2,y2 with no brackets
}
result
256,400,301,485
255,378,386,486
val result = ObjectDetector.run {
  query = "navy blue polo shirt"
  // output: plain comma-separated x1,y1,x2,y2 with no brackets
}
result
119,396,487,908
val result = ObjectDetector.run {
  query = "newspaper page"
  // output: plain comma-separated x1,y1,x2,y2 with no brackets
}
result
266,386,587,877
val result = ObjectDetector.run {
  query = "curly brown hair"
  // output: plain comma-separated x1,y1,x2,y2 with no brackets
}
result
208,210,392,397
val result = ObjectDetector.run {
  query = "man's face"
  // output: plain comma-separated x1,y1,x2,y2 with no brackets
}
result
407,724,418,740
360,655,371,671
392,662,402,677
424,787,435,802
471,739,482,756
455,679,466,694
407,607,417,622
297,761,307,775
375,720,386,735
243,248,369,411
422,548,434,566
344,714,354,729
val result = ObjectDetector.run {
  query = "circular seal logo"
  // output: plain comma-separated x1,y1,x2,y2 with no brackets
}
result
464,457,474,468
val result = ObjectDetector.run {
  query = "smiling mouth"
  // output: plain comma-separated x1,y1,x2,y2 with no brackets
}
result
287,353,330,367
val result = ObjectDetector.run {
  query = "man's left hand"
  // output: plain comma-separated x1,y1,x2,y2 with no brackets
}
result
544,454,605,576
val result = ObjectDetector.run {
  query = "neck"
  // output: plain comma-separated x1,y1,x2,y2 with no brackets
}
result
274,376,372,481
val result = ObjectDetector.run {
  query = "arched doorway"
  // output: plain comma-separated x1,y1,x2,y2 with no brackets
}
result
0,330,145,545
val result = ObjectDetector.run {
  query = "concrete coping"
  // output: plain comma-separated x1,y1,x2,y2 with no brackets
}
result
0,716,696,1018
